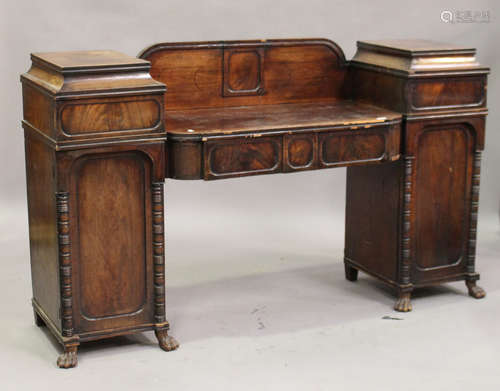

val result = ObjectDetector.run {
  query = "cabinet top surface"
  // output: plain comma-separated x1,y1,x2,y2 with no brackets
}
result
23,50,164,96
31,50,149,72
357,39,475,55
353,39,488,75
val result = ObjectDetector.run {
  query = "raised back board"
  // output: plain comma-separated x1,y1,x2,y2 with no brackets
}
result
139,39,347,111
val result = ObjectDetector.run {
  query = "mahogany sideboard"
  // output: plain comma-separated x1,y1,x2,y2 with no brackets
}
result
21,38,489,368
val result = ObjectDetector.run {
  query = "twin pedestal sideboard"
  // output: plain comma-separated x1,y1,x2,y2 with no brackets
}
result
20,38,489,368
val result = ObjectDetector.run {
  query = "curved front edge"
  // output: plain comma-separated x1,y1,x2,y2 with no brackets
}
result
166,121,401,180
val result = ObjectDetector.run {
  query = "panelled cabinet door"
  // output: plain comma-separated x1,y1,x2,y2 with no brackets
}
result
408,120,479,284
69,151,155,334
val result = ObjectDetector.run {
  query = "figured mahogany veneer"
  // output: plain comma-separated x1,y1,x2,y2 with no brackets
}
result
21,50,177,369
345,39,488,312
163,101,400,179
21,38,489,368
139,39,347,110
139,40,401,179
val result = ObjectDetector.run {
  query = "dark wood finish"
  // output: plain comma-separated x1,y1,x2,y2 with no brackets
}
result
204,136,282,179
409,76,485,111
22,39,489,367
345,162,402,285
344,264,358,282
22,51,177,369
284,133,317,172
197,122,399,180
59,96,161,135
345,40,489,311
25,135,60,329
349,39,488,115
22,50,166,148
140,40,400,180
164,101,399,136
223,47,266,96
72,152,151,333
165,101,400,179
167,140,203,179
139,39,347,110
318,129,386,167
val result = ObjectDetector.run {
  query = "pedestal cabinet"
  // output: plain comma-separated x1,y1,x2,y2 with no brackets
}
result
345,40,489,311
21,51,178,368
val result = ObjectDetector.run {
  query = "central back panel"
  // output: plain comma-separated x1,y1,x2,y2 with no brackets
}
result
139,39,347,111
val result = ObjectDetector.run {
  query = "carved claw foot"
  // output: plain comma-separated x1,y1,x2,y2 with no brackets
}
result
394,292,412,312
155,329,180,352
466,281,486,299
57,346,78,369
344,263,358,282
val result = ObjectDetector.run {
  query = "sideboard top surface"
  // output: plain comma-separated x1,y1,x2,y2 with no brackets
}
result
165,101,400,137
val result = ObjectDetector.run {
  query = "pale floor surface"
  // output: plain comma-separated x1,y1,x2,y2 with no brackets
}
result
1,205,499,391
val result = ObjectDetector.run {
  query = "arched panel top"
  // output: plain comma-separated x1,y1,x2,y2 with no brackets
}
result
138,39,347,110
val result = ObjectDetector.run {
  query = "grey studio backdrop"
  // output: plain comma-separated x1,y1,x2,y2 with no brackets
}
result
1,0,500,390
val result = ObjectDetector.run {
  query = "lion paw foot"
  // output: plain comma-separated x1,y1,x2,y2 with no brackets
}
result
394,293,412,312
155,330,180,351
466,281,486,299
57,347,78,369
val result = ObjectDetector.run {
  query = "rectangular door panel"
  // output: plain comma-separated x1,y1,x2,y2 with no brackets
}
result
414,126,471,276
72,152,153,333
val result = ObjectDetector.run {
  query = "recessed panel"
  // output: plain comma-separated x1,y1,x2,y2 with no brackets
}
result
61,98,160,135
143,40,346,109
320,131,385,166
206,138,281,178
227,51,261,91
76,153,147,320
410,77,484,111
289,138,313,166
415,127,469,269
223,49,264,97
285,134,316,171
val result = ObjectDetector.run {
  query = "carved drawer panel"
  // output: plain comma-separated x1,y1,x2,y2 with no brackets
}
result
200,125,399,179
319,127,394,168
284,133,318,172
408,76,486,112
204,136,282,179
58,95,162,137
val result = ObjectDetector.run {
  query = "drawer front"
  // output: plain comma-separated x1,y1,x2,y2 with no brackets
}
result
408,76,486,112
199,125,400,180
204,136,282,179
318,126,399,168
57,95,163,138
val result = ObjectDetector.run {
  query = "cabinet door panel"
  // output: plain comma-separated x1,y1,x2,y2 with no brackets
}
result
72,152,153,333
414,126,471,274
